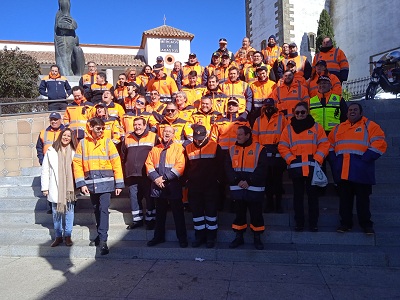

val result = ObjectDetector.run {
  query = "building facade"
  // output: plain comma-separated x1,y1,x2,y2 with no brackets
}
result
246,0,400,80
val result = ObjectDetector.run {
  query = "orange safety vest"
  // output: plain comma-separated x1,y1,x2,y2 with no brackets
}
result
313,48,349,79
243,63,272,84
182,63,204,86
147,75,178,101
181,85,206,108
262,45,282,67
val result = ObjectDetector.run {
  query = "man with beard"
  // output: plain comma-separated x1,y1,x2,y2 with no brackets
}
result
253,98,288,213
145,126,188,248
248,66,277,126
262,35,282,67
184,125,224,248
328,103,386,235
270,70,310,119
312,37,349,83
122,117,158,230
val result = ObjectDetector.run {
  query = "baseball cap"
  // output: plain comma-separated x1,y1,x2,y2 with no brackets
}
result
286,60,296,66
95,102,107,108
264,98,275,106
49,112,61,119
192,124,207,140
153,64,163,73
317,75,331,84
256,66,269,72
315,60,327,67
221,51,230,58
156,56,163,61
127,81,139,89
219,38,228,44
189,53,196,57
212,52,221,57
227,97,239,105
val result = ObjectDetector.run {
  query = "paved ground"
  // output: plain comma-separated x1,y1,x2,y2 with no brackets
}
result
1,256,400,300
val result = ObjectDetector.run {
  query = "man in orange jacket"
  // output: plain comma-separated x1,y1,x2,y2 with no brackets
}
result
312,37,349,83
145,125,188,248
73,117,124,255
328,103,387,235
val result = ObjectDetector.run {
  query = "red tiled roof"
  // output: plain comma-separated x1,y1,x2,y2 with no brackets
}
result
21,51,145,67
141,25,194,47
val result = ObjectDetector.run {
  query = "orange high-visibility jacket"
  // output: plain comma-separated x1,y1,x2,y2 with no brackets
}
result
190,109,222,133
36,125,65,165
253,111,288,147
243,63,272,84
270,82,310,119
278,121,329,177
181,84,206,108
121,109,153,133
328,116,387,184
73,134,124,193
221,80,253,115
202,90,229,115
312,47,349,82
250,79,277,109
308,73,342,98
210,113,250,150
147,75,178,101
63,100,94,140
262,45,282,67
182,63,204,86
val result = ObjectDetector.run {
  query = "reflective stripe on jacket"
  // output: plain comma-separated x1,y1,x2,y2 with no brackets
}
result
309,93,341,131
73,135,124,193
278,122,329,177
328,116,387,184
271,83,310,118
210,114,250,150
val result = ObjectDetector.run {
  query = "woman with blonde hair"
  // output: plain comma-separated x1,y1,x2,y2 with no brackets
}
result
41,128,78,247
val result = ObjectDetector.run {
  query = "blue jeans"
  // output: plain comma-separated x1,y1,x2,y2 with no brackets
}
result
52,202,75,237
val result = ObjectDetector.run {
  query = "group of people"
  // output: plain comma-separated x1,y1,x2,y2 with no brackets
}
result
37,35,387,255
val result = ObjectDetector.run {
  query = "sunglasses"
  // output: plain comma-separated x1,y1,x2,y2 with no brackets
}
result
165,109,176,113
130,73,136,76
136,100,145,105
118,78,125,80
150,92,159,95
93,126,105,131
295,110,307,115
228,103,238,107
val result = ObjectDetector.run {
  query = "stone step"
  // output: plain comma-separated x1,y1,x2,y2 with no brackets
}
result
2,207,400,229
1,222,388,246
0,239,397,267
0,193,398,211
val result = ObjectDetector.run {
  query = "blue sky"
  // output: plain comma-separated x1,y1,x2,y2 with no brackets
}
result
1,0,247,66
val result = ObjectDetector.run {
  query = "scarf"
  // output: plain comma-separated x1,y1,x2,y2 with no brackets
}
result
57,144,76,213
290,114,315,134
320,45,333,53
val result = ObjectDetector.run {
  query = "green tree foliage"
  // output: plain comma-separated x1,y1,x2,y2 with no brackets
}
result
316,9,336,51
0,47,41,98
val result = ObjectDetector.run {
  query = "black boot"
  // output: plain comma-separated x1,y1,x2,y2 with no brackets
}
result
254,232,264,250
100,241,109,255
229,232,244,249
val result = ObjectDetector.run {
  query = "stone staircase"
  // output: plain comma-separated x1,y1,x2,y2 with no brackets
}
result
0,99,399,266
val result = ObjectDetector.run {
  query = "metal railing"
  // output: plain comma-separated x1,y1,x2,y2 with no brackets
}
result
342,76,370,99
0,98,71,117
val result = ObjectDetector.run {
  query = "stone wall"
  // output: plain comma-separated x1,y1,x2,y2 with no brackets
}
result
0,113,49,177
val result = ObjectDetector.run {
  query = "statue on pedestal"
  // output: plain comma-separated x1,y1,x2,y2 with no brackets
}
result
54,0,85,76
